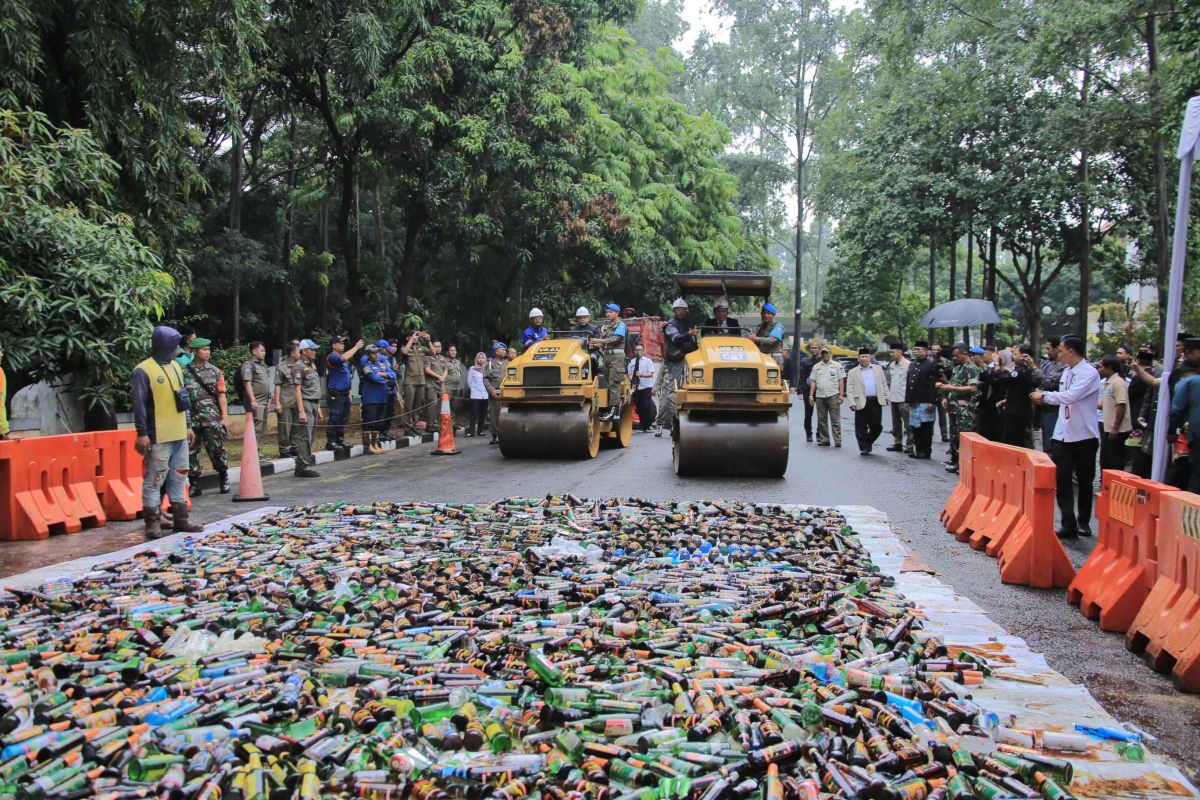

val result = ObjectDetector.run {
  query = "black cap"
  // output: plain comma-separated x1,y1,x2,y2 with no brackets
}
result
1178,332,1191,342
914,340,929,349
331,335,347,344
890,342,905,351
1184,337,1200,352
857,347,871,355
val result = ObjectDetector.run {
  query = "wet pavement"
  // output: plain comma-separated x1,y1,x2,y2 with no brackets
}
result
2,401,1197,777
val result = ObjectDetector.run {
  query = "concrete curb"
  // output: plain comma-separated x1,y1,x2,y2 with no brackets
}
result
190,432,437,491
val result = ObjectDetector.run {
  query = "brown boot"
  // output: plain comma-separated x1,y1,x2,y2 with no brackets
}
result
143,506,163,539
368,432,383,455
170,502,203,533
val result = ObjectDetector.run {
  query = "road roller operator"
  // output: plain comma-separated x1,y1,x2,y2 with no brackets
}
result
591,303,627,422
748,302,786,367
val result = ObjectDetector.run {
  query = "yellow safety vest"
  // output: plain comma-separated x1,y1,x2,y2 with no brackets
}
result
137,357,188,443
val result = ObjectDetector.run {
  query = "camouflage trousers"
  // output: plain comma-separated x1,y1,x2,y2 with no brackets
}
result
948,407,975,462
190,423,228,475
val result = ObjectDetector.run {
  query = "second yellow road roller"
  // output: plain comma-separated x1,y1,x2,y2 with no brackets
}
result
670,271,790,477
497,335,633,459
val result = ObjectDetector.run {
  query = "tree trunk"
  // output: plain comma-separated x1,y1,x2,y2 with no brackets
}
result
1078,56,1091,339
373,183,385,259
1027,302,1043,354
928,235,937,344
947,231,957,347
280,117,298,346
397,207,426,314
1147,13,1169,333
337,155,364,341
792,91,804,374
985,227,997,347
964,217,973,344
316,201,329,334
230,130,243,343
813,217,824,314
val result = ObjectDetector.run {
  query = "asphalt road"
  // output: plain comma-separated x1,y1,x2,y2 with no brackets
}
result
2,401,1197,775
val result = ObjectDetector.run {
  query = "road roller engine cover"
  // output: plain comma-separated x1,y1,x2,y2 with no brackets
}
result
671,271,791,477
497,336,633,459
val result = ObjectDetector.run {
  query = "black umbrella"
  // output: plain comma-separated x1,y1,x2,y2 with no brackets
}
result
919,298,1001,328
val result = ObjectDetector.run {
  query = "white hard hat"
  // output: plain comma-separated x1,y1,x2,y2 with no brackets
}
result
529,307,543,319
713,295,730,309
671,298,688,309
575,306,591,317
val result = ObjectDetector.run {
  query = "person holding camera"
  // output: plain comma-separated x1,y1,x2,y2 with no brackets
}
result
131,326,203,538
401,330,430,434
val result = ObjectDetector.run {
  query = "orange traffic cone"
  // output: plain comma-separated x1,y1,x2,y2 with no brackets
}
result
431,393,460,456
234,411,270,502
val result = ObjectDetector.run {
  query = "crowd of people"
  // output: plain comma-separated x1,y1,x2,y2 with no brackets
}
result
791,333,1199,541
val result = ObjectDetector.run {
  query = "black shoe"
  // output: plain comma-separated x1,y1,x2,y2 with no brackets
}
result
189,479,203,497
219,473,231,494
279,448,293,459
942,460,957,467
817,442,830,447
886,445,903,452
941,436,950,442
1056,528,1078,539
806,435,813,442
860,449,870,456
835,443,842,447
1077,526,1092,537
654,429,664,438
946,465,959,474
295,468,320,478
324,441,339,451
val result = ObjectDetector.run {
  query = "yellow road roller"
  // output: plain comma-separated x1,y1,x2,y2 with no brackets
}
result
671,271,790,477
497,336,633,459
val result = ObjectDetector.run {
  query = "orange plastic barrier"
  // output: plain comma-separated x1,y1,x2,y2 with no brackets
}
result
91,430,144,521
994,446,1076,588
939,435,1076,589
1068,470,1169,633
0,435,106,540
940,433,981,532
1127,491,1200,692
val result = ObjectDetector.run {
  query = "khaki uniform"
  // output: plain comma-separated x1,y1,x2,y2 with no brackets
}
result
402,342,428,431
300,358,322,448
597,318,627,409
241,358,271,440
274,360,294,455
484,356,509,440
280,359,312,471
424,353,447,427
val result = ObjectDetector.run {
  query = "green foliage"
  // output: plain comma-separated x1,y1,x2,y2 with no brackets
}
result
0,108,177,411
209,344,252,405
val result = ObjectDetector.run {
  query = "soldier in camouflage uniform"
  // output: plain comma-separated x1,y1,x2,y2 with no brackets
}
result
182,338,230,494
936,343,981,475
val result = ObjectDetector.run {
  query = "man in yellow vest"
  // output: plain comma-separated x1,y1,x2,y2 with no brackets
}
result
131,326,204,538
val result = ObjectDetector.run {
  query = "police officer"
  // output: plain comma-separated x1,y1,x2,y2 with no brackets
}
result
423,339,449,431
182,337,230,495
591,304,627,421
484,342,509,444
282,340,320,477
359,344,391,454
299,339,323,459
522,308,548,348
324,335,364,452
240,341,271,463
655,298,699,437
701,296,740,335
401,330,430,433
748,303,786,367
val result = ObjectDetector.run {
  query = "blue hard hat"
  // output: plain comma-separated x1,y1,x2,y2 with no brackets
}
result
375,339,390,349
762,303,778,314
605,303,621,312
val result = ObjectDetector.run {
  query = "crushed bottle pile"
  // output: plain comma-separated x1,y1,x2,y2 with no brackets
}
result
0,498,1096,799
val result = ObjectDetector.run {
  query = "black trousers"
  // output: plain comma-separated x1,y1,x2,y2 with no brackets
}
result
1040,408,1059,453
802,393,814,437
327,389,350,442
1052,438,1099,531
470,399,488,435
913,421,934,457
854,398,883,452
383,394,397,435
1100,431,1129,471
362,403,385,436
633,388,655,431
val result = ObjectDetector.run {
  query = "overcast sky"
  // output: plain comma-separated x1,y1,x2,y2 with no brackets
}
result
676,0,861,55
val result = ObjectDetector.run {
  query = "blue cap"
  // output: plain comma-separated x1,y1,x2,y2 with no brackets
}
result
493,341,508,351
375,339,390,349
299,338,319,350
969,347,985,355
762,303,778,314
605,303,621,312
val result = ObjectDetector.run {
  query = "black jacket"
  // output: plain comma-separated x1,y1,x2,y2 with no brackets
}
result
700,317,741,335
904,357,940,404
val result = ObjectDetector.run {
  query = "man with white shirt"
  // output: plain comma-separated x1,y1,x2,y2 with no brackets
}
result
627,343,657,433
1031,335,1101,539
847,347,889,455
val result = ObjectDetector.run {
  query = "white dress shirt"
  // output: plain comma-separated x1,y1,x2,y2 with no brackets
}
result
628,356,656,391
1042,360,1101,442
861,368,877,397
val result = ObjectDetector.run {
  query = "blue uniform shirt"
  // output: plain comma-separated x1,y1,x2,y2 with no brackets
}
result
612,321,628,339
326,352,353,391
765,322,784,342
522,325,548,348
360,359,391,405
